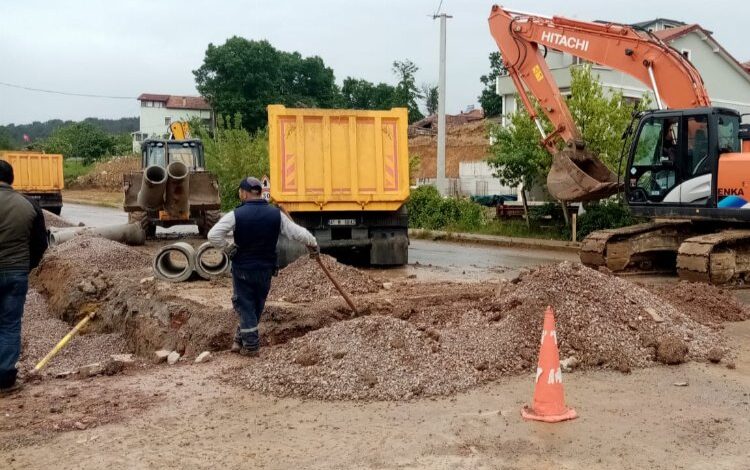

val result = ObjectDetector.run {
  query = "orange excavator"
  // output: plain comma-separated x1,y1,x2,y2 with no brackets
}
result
488,5,750,284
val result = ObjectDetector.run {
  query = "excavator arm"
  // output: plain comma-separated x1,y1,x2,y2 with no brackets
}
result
488,5,711,201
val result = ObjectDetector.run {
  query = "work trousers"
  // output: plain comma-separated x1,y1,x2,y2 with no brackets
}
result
231,266,274,351
0,270,28,388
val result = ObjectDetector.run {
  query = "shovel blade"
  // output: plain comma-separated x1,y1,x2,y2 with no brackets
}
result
547,149,622,202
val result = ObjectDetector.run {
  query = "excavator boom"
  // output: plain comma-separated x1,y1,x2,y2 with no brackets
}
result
487,5,711,201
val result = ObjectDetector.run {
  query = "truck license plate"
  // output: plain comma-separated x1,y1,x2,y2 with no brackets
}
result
328,219,356,226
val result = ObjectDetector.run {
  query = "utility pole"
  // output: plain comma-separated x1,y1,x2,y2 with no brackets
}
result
434,12,451,195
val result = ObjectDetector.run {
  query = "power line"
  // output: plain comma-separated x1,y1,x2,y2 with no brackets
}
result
434,0,444,17
0,81,134,100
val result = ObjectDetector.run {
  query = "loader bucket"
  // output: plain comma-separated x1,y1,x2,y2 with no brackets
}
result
547,149,621,202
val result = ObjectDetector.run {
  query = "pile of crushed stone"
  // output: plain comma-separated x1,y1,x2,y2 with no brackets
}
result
268,254,381,302
234,262,734,401
43,210,77,228
19,290,128,376
42,235,149,271
646,281,750,326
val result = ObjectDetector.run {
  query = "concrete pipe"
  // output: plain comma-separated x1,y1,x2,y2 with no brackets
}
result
49,223,146,247
153,242,196,282
137,165,167,211
165,161,190,218
195,242,231,279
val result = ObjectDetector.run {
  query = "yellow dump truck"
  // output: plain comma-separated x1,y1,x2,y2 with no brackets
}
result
268,105,410,265
0,151,64,214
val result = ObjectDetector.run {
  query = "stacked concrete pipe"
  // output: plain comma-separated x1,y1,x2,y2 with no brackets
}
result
194,242,231,280
153,242,230,282
137,165,168,211
152,242,197,282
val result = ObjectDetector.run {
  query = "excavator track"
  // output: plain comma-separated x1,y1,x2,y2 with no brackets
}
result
580,221,693,273
677,230,750,284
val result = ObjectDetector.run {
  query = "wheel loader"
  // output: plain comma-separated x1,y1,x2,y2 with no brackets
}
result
123,133,221,237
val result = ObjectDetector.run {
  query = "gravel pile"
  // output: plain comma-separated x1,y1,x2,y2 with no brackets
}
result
19,290,128,375
43,210,76,228
269,254,381,303
235,315,476,400
234,262,733,401
68,155,139,191
44,235,149,271
646,281,750,326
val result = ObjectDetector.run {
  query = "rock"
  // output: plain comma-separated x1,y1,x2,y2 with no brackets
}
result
77,362,104,378
154,350,171,364
382,282,393,290
78,280,97,295
139,276,154,284
49,406,62,414
167,351,181,365
726,362,736,370
673,381,689,387
560,356,579,372
644,307,664,323
73,421,87,430
54,370,75,379
102,359,125,376
426,328,441,342
656,336,688,365
195,351,212,363
707,348,724,364
110,354,135,366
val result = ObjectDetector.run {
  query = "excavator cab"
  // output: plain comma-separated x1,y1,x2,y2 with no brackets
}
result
625,107,743,214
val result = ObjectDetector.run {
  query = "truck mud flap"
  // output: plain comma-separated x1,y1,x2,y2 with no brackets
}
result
370,230,408,266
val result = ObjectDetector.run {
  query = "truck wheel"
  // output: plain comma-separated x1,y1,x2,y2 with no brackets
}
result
128,211,156,238
198,210,221,238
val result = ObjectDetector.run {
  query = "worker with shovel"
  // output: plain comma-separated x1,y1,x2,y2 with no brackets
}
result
0,161,48,396
208,176,318,357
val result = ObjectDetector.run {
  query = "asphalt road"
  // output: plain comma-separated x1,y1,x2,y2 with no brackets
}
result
59,202,575,280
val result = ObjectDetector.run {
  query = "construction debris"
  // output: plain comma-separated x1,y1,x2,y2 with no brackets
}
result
167,351,181,365
195,351,212,363
154,350,171,363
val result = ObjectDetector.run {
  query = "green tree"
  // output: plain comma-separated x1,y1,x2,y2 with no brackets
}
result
42,122,117,164
422,83,438,116
0,128,13,150
194,37,339,132
194,114,269,211
486,98,551,224
478,52,507,118
392,59,424,123
567,64,649,171
339,78,397,109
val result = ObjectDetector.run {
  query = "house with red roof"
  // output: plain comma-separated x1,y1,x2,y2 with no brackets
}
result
132,93,213,152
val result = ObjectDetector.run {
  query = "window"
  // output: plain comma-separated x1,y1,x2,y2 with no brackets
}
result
165,117,172,126
686,116,709,176
718,114,741,153
681,49,691,61
146,101,153,107
630,116,680,202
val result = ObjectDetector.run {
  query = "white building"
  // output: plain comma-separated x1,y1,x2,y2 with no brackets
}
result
132,93,213,152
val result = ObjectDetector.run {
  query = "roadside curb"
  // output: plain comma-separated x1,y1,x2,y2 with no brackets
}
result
408,229,581,252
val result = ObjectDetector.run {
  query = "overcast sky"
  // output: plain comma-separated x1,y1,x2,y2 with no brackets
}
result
1,0,748,125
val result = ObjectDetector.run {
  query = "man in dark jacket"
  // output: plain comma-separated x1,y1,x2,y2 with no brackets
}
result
0,160,48,395
208,176,318,356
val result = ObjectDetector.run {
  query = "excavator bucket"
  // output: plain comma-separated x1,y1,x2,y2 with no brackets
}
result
547,149,621,202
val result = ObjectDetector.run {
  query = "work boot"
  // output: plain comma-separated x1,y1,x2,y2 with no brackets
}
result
230,340,242,353
238,347,259,358
0,382,23,397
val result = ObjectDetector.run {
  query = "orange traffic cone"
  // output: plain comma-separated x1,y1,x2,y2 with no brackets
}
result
521,306,578,423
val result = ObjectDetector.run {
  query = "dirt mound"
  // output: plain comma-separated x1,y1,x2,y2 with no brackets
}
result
233,262,733,401
269,254,381,303
43,210,77,228
410,120,489,179
19,290,128,376
69,155,139,191
646,281,750,326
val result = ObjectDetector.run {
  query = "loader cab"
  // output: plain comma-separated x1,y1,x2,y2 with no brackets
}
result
625,107,741,209
141,139,206,171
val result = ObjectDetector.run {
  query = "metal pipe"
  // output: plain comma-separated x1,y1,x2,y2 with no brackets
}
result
49,223,146,247
164,161,190,218
195,242,230,279
153,242,196,282
34,310,96,372
137,165,167,211
647,65,665,110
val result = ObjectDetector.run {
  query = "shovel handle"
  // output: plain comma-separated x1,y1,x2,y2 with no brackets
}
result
315,256,358,315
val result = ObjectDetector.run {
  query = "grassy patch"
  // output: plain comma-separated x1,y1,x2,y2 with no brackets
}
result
63,159,92,184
